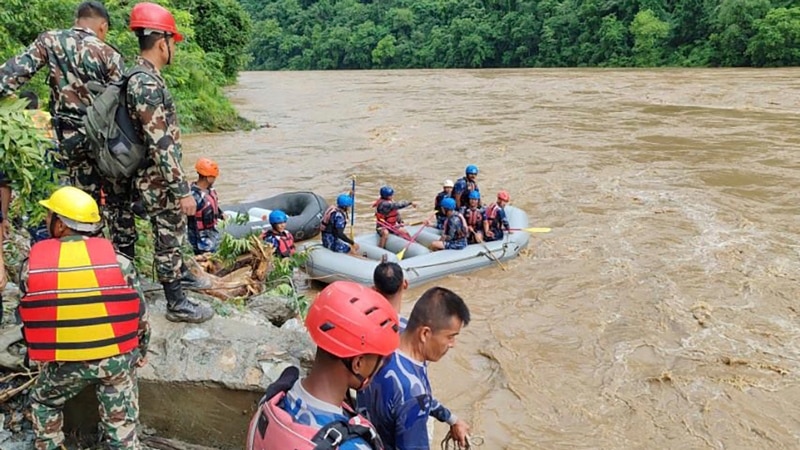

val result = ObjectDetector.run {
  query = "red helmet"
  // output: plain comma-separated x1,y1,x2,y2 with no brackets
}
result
497,190,511,202
129,2,184,42
195,158,219,177
306,281,399,358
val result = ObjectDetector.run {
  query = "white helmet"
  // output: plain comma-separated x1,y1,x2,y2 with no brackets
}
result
443,179,454,188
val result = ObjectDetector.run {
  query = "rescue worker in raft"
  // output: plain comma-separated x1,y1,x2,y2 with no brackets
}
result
460,190,485,244
430,198,468,251
188,157,224,254
433,179,454,229
262,209,296,258
374,186,416,249
451,164,480,209
246,281,400,450
320,193,360,255
18,186,149,450
483,190,512,242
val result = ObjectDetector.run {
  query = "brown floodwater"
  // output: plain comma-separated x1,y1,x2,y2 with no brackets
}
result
184,68,800,449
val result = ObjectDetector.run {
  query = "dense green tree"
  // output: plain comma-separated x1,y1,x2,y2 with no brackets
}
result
747,7,800,66
630,9,670,66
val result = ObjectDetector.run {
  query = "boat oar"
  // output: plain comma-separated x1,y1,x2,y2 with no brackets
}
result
397,214,434,260
376,219,412,241
349,175,356,241
509,227,552,233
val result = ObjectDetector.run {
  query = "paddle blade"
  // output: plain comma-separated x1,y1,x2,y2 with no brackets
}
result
396,248,407,261
526,227,551,233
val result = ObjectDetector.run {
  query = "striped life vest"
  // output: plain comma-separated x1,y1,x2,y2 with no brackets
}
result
462,207,484,228
263,230,296,258
191,185,220,231
19,237,141,362
320,206,346,234
485,203,503,226
247,367,384,450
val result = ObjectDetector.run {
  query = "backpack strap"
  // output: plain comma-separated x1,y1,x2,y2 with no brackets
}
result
311,420,384,450
116,66,154,145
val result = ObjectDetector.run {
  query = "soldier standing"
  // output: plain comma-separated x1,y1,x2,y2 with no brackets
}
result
0,1,124,203
123,2,213,323
18,186,149,450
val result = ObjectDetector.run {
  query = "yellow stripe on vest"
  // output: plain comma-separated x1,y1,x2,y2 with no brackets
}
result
55,241,118,360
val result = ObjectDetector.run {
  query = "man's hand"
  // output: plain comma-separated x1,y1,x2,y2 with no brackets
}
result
486,230,495,239
450,420,470,448
410,201,418,208
179,195,196,216
2,220,9,237
352,242,360,252
135,355,148,368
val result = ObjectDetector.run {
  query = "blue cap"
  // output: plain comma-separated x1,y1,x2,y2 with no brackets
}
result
269,209,288,225
468,190,480,200
441,197,456,211
466,164,479,175
380,186,394,199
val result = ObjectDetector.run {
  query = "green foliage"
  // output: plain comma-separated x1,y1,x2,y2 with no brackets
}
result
747,7,800,66
0,99,61,225
264,250,311,318
0,0,252,132
215,232,255,268
241,0,800,68
133,216,156,279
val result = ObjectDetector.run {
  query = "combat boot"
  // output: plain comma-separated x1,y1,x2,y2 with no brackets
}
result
163,280,214,323
180,263,213,290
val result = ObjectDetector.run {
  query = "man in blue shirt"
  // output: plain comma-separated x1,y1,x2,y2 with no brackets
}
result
357,287,471,449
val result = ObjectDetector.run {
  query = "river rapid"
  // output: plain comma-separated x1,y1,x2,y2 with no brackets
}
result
184,68,800,449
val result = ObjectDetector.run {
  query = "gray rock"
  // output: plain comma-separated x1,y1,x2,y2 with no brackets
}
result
247,292,298,327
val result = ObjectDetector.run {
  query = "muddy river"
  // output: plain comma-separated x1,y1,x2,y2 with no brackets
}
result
184,68,800,449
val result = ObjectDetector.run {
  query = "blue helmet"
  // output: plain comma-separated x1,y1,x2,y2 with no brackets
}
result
380,186,394,198
337,194,353,208
441,197,456,211
269,209,288,225
468,190,481,200
465,164,479,175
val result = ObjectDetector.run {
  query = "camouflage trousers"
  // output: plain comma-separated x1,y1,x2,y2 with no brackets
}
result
29,352,140,450
149,206,187,283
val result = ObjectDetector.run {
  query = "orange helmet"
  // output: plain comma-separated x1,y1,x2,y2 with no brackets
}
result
129,2,184,42
497,190,510,202
306,281,399,358
195,158,219,177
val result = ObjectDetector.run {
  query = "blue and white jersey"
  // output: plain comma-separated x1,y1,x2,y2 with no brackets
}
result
282,379,374,450
357,351,454,450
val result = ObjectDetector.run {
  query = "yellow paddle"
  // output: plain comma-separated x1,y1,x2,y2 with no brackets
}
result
397,217,433,260
509,227,552,233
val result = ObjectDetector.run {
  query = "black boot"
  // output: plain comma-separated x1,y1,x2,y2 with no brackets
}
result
162,280,214,323
180,263,213,290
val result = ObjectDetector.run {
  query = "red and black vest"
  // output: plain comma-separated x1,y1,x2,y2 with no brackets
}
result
320,205,339,234
192,186,220,231
19,237,141,362
373,198,400,228
263,230,296,258
462,207,483,228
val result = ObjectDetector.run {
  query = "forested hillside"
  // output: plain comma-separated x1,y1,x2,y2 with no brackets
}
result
240,0,800,69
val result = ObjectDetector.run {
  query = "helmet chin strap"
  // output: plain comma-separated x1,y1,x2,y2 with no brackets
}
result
342,356,383,391
165,35,173,65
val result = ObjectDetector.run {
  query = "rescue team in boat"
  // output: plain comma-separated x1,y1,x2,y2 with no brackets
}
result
0,2,478,446
320,163,513,255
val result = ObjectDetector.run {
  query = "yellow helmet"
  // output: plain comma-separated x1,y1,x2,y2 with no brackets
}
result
39,186,102,232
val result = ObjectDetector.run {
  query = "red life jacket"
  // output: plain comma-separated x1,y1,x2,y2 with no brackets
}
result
19,237,141,362
246,367,384,450
264,230,295,258
484,202,501,220
320,205,339,234
463,207,483,228
373,198,401,229
443,213,468,240
193,187,220,231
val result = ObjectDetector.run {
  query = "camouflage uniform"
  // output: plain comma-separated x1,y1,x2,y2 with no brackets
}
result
18,235,150,450
125,56,190,283
0,27,124,195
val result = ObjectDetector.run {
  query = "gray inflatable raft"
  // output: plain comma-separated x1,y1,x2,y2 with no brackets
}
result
220,191,328,241
299,206,531,288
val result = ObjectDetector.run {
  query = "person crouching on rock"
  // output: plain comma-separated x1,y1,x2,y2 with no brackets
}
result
188,157,224,255
246,281,399,450
373,185,416,249
320,193,360,255
430,198,468,251
18,186,150,450
262,209,295,258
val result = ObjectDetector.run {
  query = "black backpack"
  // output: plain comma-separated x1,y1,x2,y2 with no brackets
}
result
84,67,150,179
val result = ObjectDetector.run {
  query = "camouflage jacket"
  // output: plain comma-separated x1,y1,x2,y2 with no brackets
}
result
127,57,190,202
18,235,151,357
0,27,124,131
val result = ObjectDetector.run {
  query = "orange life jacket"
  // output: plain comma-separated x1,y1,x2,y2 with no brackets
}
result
19,237,141,362
320,205,340,234
463,207,483,228
373,198,401,229
191,185,220,231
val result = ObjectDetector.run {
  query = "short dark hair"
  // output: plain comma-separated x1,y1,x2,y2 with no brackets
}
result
18,91,38,110
373,262,403,296
137,32,164,51
76,1,110,25
406,287,470,332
